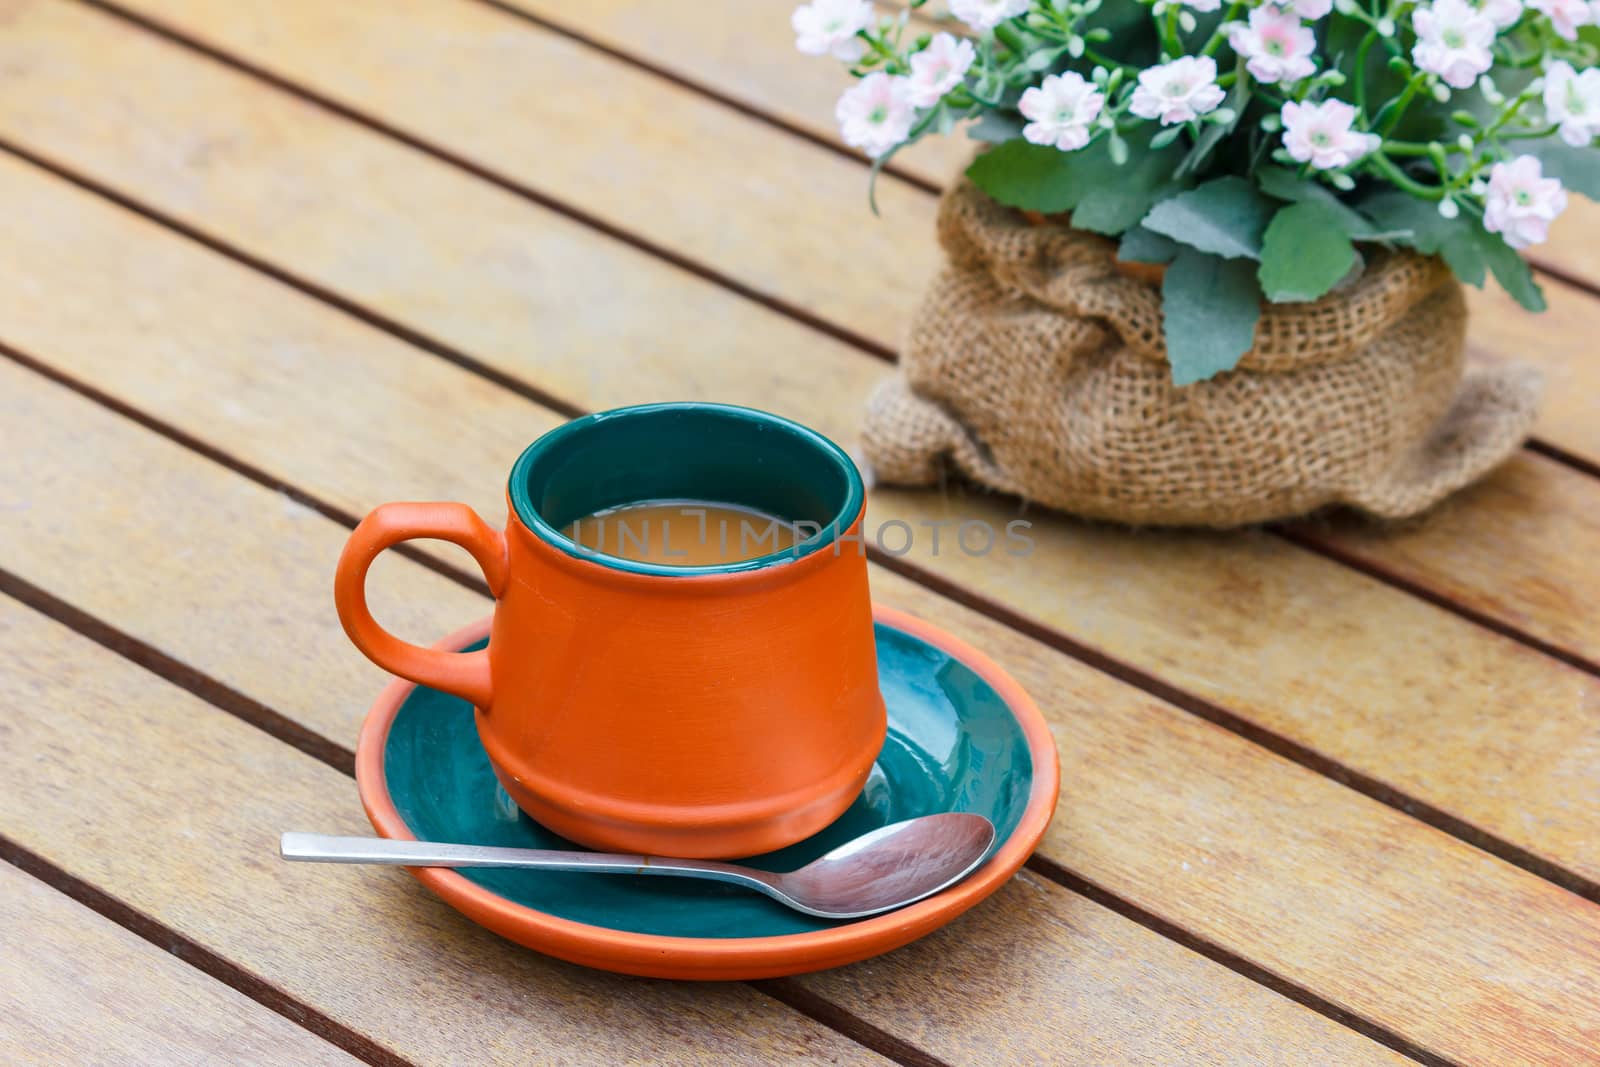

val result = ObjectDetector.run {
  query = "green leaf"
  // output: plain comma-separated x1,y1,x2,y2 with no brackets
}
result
1472,226,1547,311
1162,250,1263,385
1358,192,1546,308
1258,203,1358,303
1358,191,1488,287
1049,133,1184,236
966,140,1080,212
1438,232,1487,288
1141,177,1274,260
1255,166,1387,240
1525,138,1600,201
967,112,1025,144
1175,76,1249,180
1119,226,1181,265
1070,167,1175,235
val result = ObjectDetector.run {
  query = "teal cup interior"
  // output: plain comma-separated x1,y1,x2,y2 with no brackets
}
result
507,402,864,576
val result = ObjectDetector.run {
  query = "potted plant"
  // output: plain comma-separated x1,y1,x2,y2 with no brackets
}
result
793,0,1596,525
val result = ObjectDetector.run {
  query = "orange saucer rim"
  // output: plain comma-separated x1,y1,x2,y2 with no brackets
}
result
354,603,1061,980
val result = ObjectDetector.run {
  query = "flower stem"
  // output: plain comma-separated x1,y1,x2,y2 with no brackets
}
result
1366,151,1443,198
1201,1,1246,56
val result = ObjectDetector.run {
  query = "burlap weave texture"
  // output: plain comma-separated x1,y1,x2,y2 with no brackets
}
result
863,181,1542,526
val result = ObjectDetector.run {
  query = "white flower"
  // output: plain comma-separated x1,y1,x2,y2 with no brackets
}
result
836,73,915,158
906,33,976,107
1129,56,1227,125
1281,99,1381,169
1018,72,1106,151
792,0,874,60
1412,0,1497,89
1544,60,1600,145
949,0,1030,31
1475,0,1524,27
1278,0,1333,18
1183,0,1224,12
1483,155,1568,249
1229,7,1318,84
1529,0,1593,38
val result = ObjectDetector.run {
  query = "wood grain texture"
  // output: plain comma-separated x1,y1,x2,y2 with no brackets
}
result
1537,200,1600,293
483,0,973,190
0,596,885,1067
0,10,1595,889
2,174,1599,1064
1464,278,1600,465
1297,449,1600,667
0,372,1404,1067
92,0,939,353
0,863,360,1067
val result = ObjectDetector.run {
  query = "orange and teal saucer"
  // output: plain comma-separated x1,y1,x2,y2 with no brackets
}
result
355,604,1058,980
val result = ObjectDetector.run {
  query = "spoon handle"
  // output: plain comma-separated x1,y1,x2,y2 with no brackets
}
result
280,833,773,889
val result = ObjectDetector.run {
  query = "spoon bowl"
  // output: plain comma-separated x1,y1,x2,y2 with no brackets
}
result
281,812,996,920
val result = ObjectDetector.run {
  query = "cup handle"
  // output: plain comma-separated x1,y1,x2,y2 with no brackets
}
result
334,502,509,709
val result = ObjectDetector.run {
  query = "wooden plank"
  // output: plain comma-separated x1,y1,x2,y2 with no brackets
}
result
0,863,360,1067
1,172,1597,1066
1537,201,1600,294
101,0,939,354
0,370,1406,1067
488,0,973,190
1464,279,1600,464
1301,449,1600,667
0,6,1596,888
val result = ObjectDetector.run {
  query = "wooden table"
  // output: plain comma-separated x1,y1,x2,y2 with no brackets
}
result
2,1,1597,1063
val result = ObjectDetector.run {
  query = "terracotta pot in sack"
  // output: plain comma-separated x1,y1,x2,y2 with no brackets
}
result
863,181,1543,527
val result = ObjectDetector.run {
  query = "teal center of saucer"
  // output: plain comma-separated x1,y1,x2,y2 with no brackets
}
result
382,623,1034,938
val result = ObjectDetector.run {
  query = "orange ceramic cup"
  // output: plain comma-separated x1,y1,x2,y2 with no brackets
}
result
334,403,885,859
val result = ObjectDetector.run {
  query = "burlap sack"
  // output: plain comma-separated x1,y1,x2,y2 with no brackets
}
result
863,181,1543,527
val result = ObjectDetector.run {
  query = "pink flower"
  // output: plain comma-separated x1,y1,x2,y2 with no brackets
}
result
1183,0,1224,12
792,0,873,61
1018,72,1106,152
906,33,975,107
1129,56,1227,126
1229,7,1318,85
1281,99,1381,169
1476,0,1524,27
949,0,1030,31
1277,0,1333,17
1483,155,1568,249
836,73,915,158
1412,0,1497,89
1529,0,1593,38
1544,60,1600,146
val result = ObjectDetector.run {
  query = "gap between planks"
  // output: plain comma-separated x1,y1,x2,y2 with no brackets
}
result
4,130,1600,912
60,0,1600,681
0,840,414,1067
